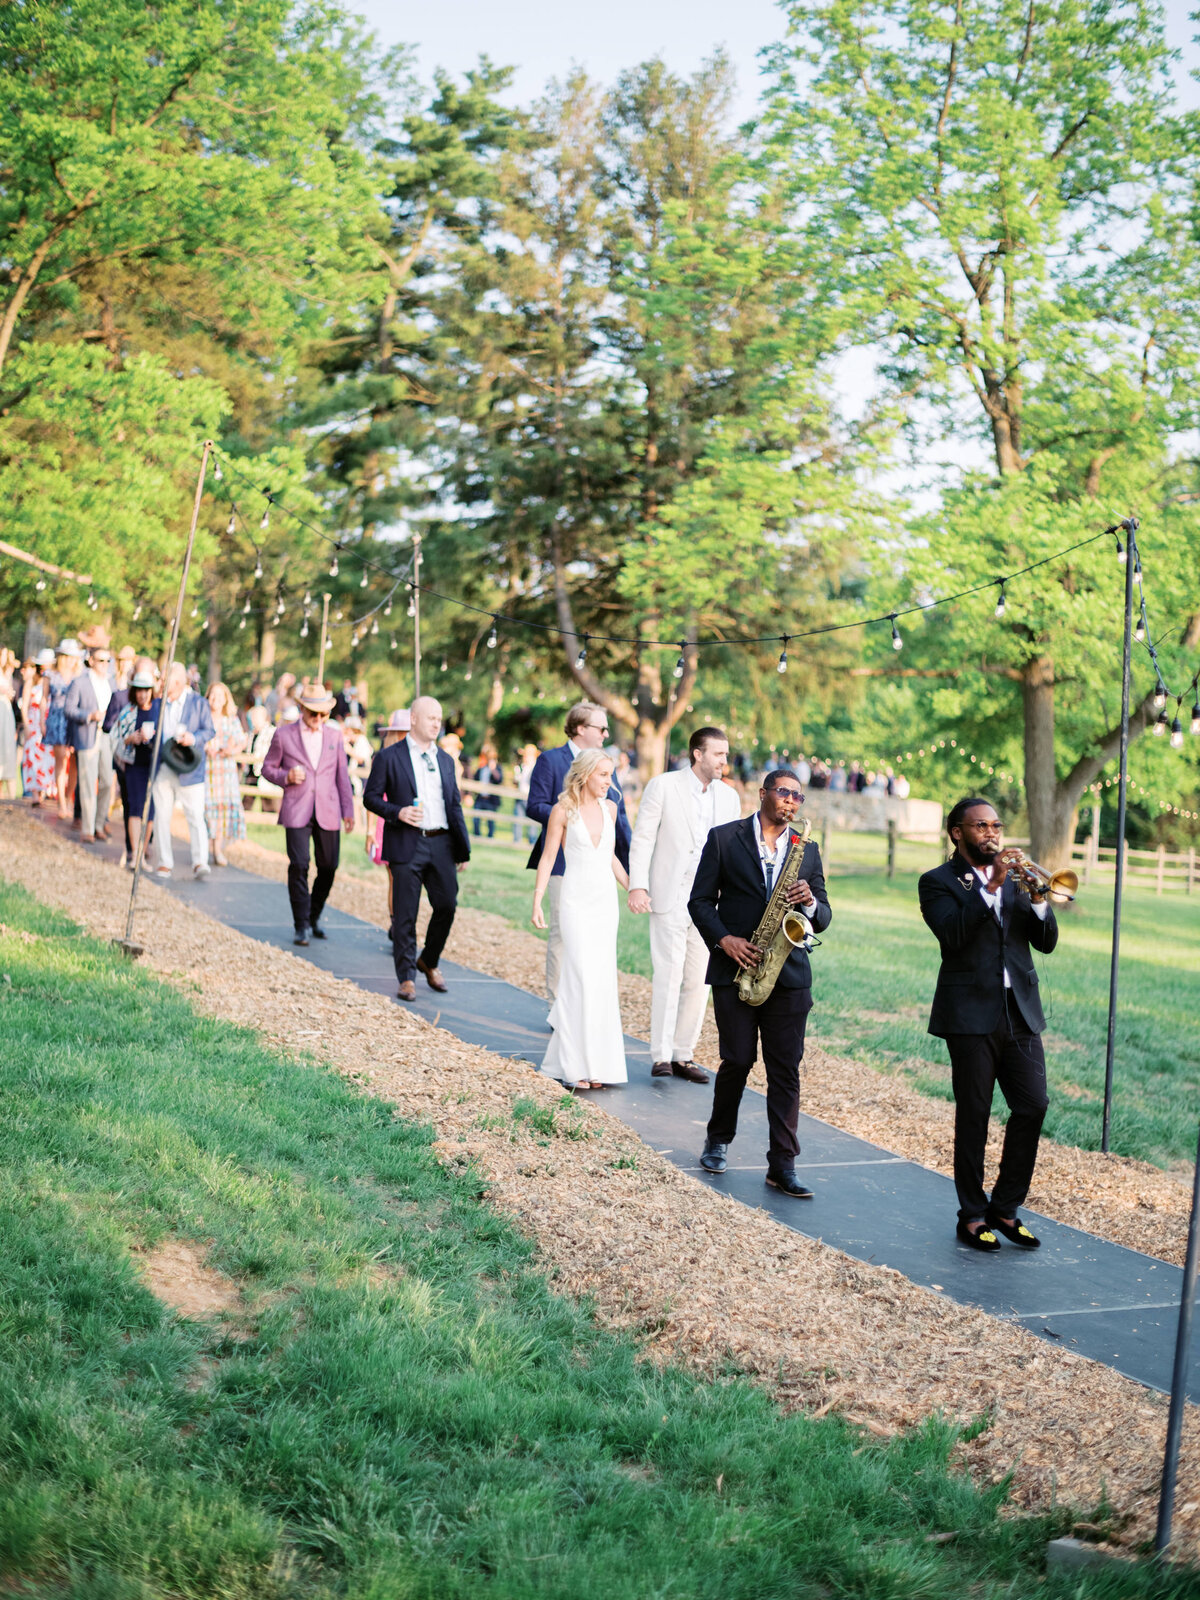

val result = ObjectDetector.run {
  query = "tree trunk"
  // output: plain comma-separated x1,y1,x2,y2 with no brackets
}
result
258,627,277,676
634,715,669,778
1021,654,1076,869
207,632,222,688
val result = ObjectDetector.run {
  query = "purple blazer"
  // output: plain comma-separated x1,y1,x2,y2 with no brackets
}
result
261,722,354,831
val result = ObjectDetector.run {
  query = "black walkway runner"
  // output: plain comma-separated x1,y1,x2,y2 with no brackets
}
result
26,813,1193,1399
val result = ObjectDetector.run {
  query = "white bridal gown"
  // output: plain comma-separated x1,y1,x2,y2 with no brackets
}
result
542,807,628,1087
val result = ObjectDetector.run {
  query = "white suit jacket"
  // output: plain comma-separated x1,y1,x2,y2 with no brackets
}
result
628,767,742,912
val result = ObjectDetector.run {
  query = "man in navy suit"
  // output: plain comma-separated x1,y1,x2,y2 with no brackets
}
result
526,701,631,998
363,695,470,1001
150,662,216,877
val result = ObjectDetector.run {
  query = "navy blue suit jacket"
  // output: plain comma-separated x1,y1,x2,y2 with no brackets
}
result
525,742,631,876
363,739,471,865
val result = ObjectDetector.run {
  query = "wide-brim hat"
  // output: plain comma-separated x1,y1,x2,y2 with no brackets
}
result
116,645,136,662
161,738,202,776
35,647,56,667
387,708,411,731
79,624,112,650
55,638,83,659
296,688,336,714
131,670,156,689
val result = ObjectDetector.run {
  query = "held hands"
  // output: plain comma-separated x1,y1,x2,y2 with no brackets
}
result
719,934,761,971
627,888,652,914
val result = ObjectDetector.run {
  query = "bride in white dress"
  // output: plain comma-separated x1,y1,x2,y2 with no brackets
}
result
531,748,629,1089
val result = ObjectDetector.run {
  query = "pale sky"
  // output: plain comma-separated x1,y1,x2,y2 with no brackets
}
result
361,0,1200,117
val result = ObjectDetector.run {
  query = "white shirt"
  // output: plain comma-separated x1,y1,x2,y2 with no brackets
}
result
88,668,112,722
686,767,720,860
406,735,448,829
752,813,789,894
161,690,187,743
973,865,1047,988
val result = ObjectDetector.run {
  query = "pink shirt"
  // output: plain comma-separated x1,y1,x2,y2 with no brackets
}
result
300,724,324,770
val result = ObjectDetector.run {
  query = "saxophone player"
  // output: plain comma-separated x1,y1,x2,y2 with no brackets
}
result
688,770,832,1197
919,797,1059,1252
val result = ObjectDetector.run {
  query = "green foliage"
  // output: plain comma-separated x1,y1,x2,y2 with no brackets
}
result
4,877,1188,1598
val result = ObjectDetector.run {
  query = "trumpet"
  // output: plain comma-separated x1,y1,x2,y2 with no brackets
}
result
996,847,1079,903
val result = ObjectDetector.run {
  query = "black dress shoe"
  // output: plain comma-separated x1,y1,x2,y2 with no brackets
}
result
956,1219,1001,1252
699,1140,728,1173
766,1170,814,1199
672,1061,710,1084
293,926,311,946
310,923,327,940
985,1211,1041,1248
651,1060,673,1077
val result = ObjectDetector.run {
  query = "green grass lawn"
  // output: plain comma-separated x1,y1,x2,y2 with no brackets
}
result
0,876,1191,1599
418,832,1200,1171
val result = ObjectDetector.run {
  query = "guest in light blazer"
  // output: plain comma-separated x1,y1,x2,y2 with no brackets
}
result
628,727,741,1083
362,695,470,1001
260,686,355,944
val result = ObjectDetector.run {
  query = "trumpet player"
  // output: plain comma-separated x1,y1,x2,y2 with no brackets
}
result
688,770,832,1197
919,797,1061,1253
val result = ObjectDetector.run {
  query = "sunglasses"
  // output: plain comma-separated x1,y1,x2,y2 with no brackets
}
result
770,787,804,801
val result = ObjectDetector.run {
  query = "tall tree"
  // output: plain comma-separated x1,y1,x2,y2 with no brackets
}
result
768,0,1200,862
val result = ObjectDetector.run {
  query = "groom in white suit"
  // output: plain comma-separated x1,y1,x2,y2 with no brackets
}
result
628,727,741,1083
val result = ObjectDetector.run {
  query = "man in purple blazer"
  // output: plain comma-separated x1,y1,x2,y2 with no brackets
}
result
261,686,355,945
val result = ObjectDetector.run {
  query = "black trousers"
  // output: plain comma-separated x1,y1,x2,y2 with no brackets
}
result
285,824,340,931
707,983,811,1172
945,1009,1048,1222
390,833,458,983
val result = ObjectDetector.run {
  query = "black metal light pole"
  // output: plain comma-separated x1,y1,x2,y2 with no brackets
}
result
1156,1120,1200,1555
1101,517,1138,1154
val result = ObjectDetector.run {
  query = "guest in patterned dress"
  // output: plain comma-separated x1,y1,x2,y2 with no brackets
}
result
19,650,55,803
204,682,247,866
47,639,83,819
0,648,19,798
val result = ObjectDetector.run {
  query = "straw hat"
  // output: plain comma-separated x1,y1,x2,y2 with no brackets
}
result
79,624,112,650
55,637,83,659
35,647,56,668
296,687,336,714
131,669,156,689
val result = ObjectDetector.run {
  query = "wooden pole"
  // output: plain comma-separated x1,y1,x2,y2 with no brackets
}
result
1156,1121,1200,1555
1102,520,1137,1154
413,529,422,699
316,593,331,688
117,441,212,955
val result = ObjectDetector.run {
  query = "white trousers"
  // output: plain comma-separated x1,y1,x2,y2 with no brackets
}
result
649,900,710,1064
76,731,114,837
544,874,564,999
151,769,209,870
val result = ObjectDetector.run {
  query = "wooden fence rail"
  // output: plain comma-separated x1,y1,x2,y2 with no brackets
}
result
1072,840,1197,895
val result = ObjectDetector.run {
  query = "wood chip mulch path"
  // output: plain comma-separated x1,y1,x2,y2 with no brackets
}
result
3,806,1196,1562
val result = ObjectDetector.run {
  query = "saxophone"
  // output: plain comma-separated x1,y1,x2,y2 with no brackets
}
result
737,818,818,1007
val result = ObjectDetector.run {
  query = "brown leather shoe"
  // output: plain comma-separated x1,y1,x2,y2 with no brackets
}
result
651,1061,673,1077
397,980,417,1001
417,956,448,993
672,1061,710,1085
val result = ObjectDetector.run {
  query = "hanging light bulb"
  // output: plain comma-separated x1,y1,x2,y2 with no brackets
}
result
242,598,251,615
324,633,332,650
360,569,369,588
1133,556,1143,587
329,550,339,578
574,634,588,671
334,608,344,622
1171,713,1184,749
389,634,397,651
777,638,789,674
300,618,309,639
201,615,210,632
259,504,270,532
1191,698,1200,736
673,641,686,680
190,603,199,618
303,591,312,607
87,589,96,609
238,615,246,631
226,511,237,536
440,658,448,673
891,615,903,651
464,669,473,682
35,576,46,592
407,588,416,618
1134,610,1146,644
1116,538,1127,565
1154,679,1168,709
253,555,263,581
487,622,498,649
1153,706,1168,736
994,581,1006,619
212,458,223,482
370,618,379,636
384,596,393,617
132,604,142,621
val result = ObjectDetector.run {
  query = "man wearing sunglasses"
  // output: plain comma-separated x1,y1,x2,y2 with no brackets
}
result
262,687,356,944
688,769,832,1198
919,796,1058,1253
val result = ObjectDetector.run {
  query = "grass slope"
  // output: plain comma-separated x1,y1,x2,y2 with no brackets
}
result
0,875,1190,1598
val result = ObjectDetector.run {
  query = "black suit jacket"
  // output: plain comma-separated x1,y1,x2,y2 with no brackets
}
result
918,852,1058,1037
688,816,832,991
362,740,471,865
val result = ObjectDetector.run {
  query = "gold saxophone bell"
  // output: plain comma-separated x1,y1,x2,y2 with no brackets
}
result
780,908,817,950
998,848,1079,903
